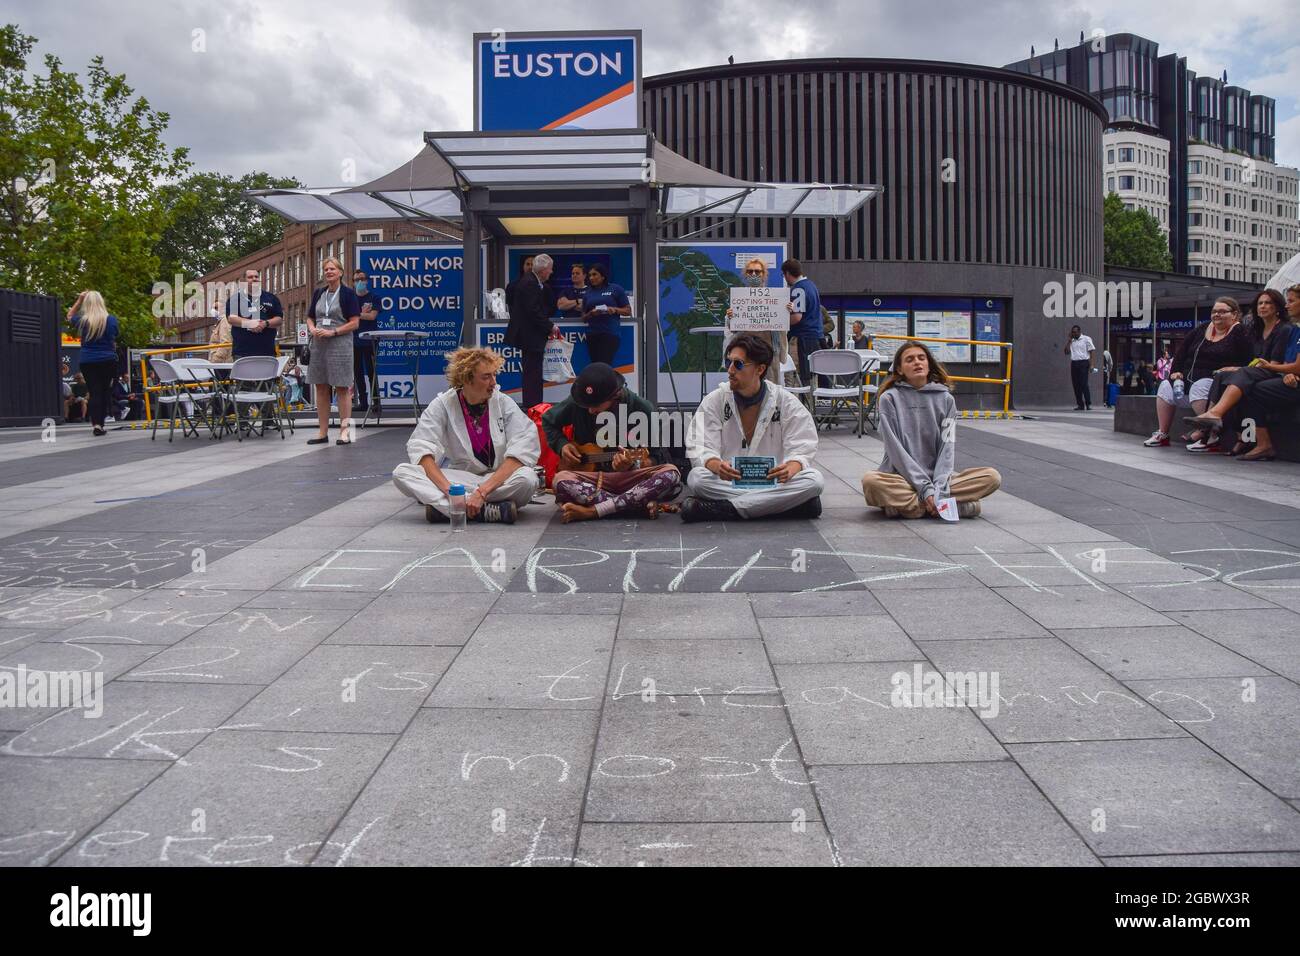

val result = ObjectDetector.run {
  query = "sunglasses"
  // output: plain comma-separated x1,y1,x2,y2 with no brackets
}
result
744,269,764,276
725,358,750,370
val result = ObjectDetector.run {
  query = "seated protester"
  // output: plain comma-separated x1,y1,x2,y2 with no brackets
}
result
1187,288,1299,454
391,347,539,524
862,341,1002,518
544,363,682,522
69,373,89,421
1235,319,1300,461
1143,296,1253,447
681,332,825,522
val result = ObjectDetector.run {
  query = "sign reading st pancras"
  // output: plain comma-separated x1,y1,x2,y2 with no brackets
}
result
474,31,642,131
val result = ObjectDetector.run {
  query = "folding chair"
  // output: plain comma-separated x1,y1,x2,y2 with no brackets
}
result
170,357,221,437
229,356,288,440
149,358,216,442
809,349,868,436
274,355,296,434
780,353,811,412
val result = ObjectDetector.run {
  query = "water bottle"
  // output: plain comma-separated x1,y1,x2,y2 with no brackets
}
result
448,484,467,533
1172,378,1185,402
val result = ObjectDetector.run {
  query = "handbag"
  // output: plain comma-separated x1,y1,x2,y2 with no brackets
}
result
543,337,575,383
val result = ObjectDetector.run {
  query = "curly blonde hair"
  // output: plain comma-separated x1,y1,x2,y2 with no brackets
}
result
445,347,505,390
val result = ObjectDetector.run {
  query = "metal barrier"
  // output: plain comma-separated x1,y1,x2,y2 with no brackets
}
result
866,333,1015,419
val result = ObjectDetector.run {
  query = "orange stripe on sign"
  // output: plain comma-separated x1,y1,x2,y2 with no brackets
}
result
542,81,635,131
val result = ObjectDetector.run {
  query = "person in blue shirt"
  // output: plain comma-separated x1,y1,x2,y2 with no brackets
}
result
65,290,120,436
224,267,284,358
352,268,381,411
782,258,823,387
578,263,630,368
557,262,589,319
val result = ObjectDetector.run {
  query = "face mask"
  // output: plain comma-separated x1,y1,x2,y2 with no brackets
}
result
744,273,764,287
355,281,368,294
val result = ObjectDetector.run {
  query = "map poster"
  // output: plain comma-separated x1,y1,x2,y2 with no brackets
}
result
941,311,972,363
657,241,787,403
728,286,790,332
846,310,908,350
975,312,1002,363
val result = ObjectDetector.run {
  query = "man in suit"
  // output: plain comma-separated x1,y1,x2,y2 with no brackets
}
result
505,252,556,409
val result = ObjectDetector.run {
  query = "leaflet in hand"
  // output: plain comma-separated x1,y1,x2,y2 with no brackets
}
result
935,496,960,522
732,456,777,487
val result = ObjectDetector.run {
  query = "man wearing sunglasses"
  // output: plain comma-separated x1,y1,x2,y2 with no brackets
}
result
682,332,824,522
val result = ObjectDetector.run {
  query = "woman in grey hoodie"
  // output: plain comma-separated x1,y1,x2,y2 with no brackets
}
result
862,341,1001,518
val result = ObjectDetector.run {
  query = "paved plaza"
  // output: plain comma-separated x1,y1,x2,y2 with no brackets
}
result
1,411,1298,867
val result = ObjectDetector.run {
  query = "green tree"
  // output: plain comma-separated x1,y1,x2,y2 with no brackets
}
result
1103,192,1172,271
156,170,301,281
0,24,190,320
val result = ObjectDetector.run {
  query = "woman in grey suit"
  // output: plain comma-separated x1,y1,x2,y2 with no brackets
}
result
306,256,361,445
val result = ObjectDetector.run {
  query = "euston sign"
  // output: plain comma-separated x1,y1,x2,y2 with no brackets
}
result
475,31,641,131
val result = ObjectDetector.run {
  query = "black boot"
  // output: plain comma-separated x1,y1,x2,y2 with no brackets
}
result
779,495,823,519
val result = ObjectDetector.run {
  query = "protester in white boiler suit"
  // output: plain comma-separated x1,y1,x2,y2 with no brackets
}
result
682,331,825,521
392,347,539,524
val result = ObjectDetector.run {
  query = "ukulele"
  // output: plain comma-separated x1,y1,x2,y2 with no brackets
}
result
573,442,651,473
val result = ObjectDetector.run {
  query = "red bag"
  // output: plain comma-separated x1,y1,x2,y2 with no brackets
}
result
526,402,567,489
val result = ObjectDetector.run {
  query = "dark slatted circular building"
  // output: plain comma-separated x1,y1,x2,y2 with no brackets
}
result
644,58,1108,406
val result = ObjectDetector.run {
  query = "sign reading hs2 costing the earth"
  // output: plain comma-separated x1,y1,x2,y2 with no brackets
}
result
475,31,642,131
356,244,471,401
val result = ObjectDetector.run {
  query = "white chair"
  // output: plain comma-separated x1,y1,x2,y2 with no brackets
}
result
170,358,220,436
149,358,215,442
780,354,811,410
809,349,868,436
229,355,287,440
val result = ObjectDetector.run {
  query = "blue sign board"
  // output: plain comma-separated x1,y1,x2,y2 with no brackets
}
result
356,244,479,400
479,322,639,405
475,32,641,131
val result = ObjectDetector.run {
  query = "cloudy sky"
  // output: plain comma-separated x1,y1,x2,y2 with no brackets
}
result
9,0,1299,185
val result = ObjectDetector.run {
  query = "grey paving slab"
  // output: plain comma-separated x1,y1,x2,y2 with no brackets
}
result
0,586,143,628
1055,626,1273,681
1111,580,1279,612
319,708,597,866
160,547,335,591
905,520,1048,555
116,609,352,685
0,756,167,865
1,681,261,761
606,639,776,699
575,822,836,866
584,695,819,823
963,551,1113,588
48,588,252,644
1007,738,1300,856
618,593,758,640
0,627,48,656
917,638,1186,743
1105,852,1300,867
748,590,885,618
996,585,1176,630
759,615,921,664
775,663,1006,765
492,592,624,616
424,614,615,709
1128,676,1300,798
0,532,253,589
0,638,163,728
239,589,379,610
232,645,458,733
54,730,395,866
325,595,495,646
990,521,1121,545
1166,609,1300,682
814,763,1100,866
872,586,1052,640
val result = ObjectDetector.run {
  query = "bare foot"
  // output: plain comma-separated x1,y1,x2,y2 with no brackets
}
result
645,501,660,520
561,503,598,523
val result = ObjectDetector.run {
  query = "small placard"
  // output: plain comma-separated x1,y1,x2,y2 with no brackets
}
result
729,287,790,332
732,456,777,487
935,496,960,522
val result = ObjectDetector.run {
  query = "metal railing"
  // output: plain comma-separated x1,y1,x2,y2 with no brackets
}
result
865,333,1015,417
